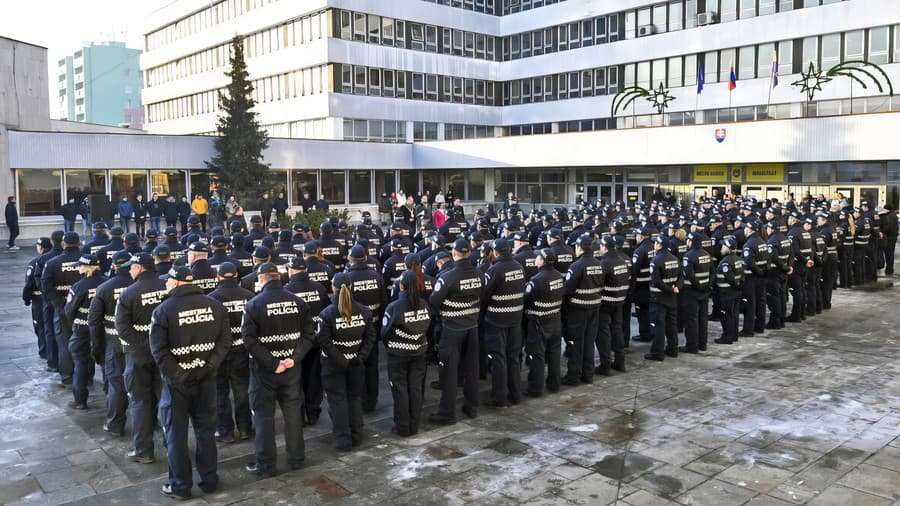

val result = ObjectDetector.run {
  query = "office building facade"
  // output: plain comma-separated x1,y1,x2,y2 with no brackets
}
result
58,41,144,129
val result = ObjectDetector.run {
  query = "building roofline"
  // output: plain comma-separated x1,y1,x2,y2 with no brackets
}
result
0,36,47,49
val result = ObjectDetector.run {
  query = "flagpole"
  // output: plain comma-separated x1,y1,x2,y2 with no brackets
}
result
766,50,777,118
728,59,733,121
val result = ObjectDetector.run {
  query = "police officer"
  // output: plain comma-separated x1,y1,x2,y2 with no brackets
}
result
115,252,168,463
245,215,267,252
208,262,255,443
596,236,631,374
285,256,329,425
852,207,870,285
740,221,768,336
242,262,316,474
837,211,854,288
24,237,51,362
680,232,714,353
151,265,231,499
64,254,107,409
318,273,377,449
273,230,295,261
207,236,232,271
228,233,254,276
547,228,574,274
382,270,431,436
818,213,837,309
240,246,275,293
163,226,187,261
302,241,335,293
41,231,84,386
631,226,656,342
805,217,825,316
714,238,744,344
88,250,134,436
344,245,387,412
142,229,160,254
765,220,792,330
382,238,408,289
319,222,347,271
523,248,564,396
562,235,603,385
187,241,217,294
429,238,483,424
481,237,525,407
82,222,110,256
787,212,813,322
512,232,538,280
644,235,681,361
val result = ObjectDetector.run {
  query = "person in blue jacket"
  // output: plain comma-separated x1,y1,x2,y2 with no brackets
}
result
117,195,134,233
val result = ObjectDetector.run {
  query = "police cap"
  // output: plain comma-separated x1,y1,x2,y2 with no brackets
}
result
123,252,154,268
278,230,292,242
288,257,307,270
152,245,171,259
92,222,108,231
110,226,124,237
349,245,367,260
253,246,271,259
217,261,238,278
404,253,421,267
250,215,262,224
125,233,140,245
36,237,52,249
164,226,178,237
493,238,511,253
256,262,279,276
292,223,304,232
721,237,738,250
537,248,556,263
160,266,193,282
575,234,593,250
145,229,159,240
187,215,200,225
63,231,80,245
268,221,280,230
78,254,100,266
211,236,228,248
303,240,319,253
453,238,471,254
112,249,132,266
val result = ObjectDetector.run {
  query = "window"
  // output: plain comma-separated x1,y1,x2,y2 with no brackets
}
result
669,2,683,31
426,75,438,101
383,69,395,97
625,11,636,39
375,170,396,199
668,56,683,87
410,23,424,50
151,170,187,199
652,4,667,34
720,0,737,22
779,0,793,12
720,48,736,82
704,51,719,83
349,170,372,204
581,70,593,96
637,61,651,89
685,0,697,28
740,0,756,18
426,25,438,52
17,169,61,217
382,17,394,45
652,59,665,87
594,68,606,94
869,26,889,64
354,65,366,95
111,170,148,201
738,46,755,79
684,54,697,86
322,171,346,204
582,20,593,47
568,23,580,49
608,66,619,94
340,10,352,40
894,25,900,63
845,30,864,60
395,20,406,47
779,40,793,73
353,13,366,42
821,33,840,69
802,36,818,67
396,71,406,98
596,17,607,43
468,169,485,200
465,32,475,56
758,43,775,78
66,169,106,203
368,68,381,96
452,29,463,55
412,73,424,99
759,0,776,15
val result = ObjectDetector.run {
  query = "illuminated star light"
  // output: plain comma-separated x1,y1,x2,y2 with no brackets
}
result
646,82,676,114
792,62,832,102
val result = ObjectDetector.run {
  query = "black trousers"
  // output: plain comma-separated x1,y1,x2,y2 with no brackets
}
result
301,347,323,420
596,304,624,371
199,214,207,232
435,326,479,420
838,247,853,287
249,366,304,469
866,242,878,281
821,259,836,308
484,322,522,405
159,378,218,497
853,245,867,285
135,218,146,237
682,291,709,351
525,318,561,396
124,355,161,457
215,348,251,436
322,361,365,448
104,347,128,434
68,330,91,404
766,273,787,327
564,308,598,383
787,270,807,320
717,290,740,343
31,296,46,359
42,301,58,370
649,301,677,357
53,306,73,384
620,297,632,345
634,291,652,340
884,238,897,274
363,336,380,411
159,377,219,497
806,266,822,315
741,276,766,333
387,353,426,436
7,223,18,247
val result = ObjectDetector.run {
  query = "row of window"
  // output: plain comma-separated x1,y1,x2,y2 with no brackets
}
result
445,124,497,140
146,64,328,123
337,10,499,61
337,64,499,105
146,11,328,88
262,119,329,139
146,0,281,51
342,119,408,143
419,0,567,16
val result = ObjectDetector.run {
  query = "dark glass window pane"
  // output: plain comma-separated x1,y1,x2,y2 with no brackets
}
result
17,169,61,217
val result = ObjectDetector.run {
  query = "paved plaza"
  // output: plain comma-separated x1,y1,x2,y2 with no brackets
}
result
0,250,898,506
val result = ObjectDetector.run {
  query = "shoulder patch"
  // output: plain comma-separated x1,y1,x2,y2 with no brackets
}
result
434,279,443,292
683,258,689,267
722,264,729,273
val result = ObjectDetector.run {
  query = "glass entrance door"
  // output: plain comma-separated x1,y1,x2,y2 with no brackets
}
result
586,184,614,205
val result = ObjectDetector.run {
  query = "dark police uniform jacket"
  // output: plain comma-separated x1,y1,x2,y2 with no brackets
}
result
550,241,575,275
716,253,745,292
41,246,84,311
150,284,231,385
482,255,526,327
305,256,335,293
513,245,539,280
742,233,769,278
649,249,681,307
209,279,255,350
631,238,654,304
600,251,632,307
767,231,793,275
317,301,376,368
563,253,604,312
65,273,108,335
382,251,408,289
382,294,431,356
430,259,483,331
682,245,714,295
97,238,125,274
284,273,330,323
788,224,813,274
89,269,134,356
115,270,168,364
190,259,218,294
346,262,387,320
241,280,316,372
524,266,564,322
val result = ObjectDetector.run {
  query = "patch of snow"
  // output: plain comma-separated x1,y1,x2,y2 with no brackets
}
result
568,424,599,433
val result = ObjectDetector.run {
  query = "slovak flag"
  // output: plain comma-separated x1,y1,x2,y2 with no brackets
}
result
729,63,737,91
772,50,779,87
